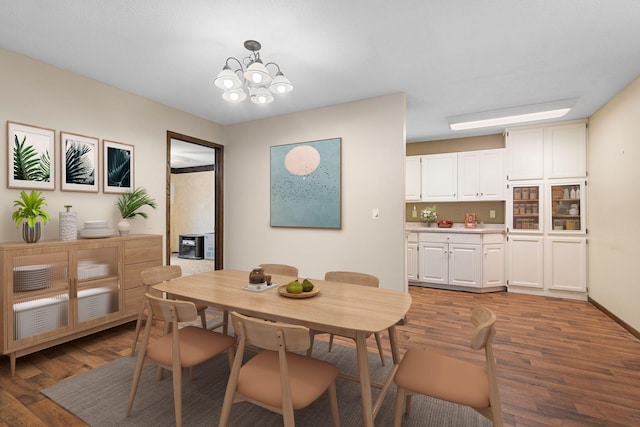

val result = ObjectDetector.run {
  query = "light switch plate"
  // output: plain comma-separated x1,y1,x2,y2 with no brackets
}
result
372,208,380,220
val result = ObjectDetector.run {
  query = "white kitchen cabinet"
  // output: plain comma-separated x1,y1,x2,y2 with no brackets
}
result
506,120,587,181
545,236,587,292
412,231,504,291
507,182,543,232
545,122,587,179
507,235,544,289
418,236,449,285
448,241,482,288
482,237,505,288
506,127,545,180
458,149,505,201
406,232,419,281
405,156,422,201
421,153,458,201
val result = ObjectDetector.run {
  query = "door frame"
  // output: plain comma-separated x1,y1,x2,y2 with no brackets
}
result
166,131,224,269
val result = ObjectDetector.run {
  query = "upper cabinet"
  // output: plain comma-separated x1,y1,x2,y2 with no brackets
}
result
421,153,458,202
545,123,588,179
406,149,506,202
458,149,504,201
506,120,587,181
405,156,422,201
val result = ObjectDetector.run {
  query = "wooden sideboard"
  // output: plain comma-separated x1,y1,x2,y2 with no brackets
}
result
0,234,162,374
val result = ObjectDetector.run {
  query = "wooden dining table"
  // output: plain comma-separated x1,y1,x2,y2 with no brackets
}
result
152,269,412,427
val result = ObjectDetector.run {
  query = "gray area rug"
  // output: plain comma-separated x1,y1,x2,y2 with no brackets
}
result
42,341,491,426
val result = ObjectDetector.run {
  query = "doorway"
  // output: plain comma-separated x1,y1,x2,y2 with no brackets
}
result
166,131,224,270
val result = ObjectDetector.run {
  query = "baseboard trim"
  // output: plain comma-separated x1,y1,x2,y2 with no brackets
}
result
588,297,640,341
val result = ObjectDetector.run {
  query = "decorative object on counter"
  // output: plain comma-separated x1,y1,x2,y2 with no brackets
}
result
12,190,51,243
420,206,438,225
59,205,77,241
115,187,157,236
437,219,453,228
248,267,266,284
78,220,115,239
464,213,477,229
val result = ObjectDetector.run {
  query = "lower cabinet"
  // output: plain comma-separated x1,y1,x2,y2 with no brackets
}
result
408,231,505,292
1,234,162,374
406,232,419,281
507,234,587,298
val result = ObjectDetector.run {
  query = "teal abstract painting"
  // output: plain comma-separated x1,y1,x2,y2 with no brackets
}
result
270,138,341,228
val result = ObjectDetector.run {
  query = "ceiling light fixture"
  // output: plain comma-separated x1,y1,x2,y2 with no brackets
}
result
214,40,293,105
448,100,576,131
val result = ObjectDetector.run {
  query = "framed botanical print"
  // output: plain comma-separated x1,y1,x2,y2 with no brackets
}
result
103,140,134,193
7,121,56,190
270,137,342,228
60,131,99,192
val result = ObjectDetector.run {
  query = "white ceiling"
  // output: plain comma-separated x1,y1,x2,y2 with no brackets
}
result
2,1,640,144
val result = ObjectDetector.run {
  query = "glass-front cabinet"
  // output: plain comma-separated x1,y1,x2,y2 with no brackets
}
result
7,241,121,346
11,249,71,342
75,243,121,325
508,182,543,232
548,180,586,233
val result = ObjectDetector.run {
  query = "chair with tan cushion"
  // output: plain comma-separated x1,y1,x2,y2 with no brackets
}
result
126,293,235,427
218,311,340,427
308,271,385,365
259,263,299,277
393,306,503,426
131,265,213,355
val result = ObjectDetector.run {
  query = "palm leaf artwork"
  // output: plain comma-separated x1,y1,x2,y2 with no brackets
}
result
107,147,131,188
13,135,50,182
65,141,95,184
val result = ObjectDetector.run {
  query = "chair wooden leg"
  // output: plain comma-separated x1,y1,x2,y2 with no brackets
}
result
393,385,407,427
328,333,335,352
405,394,412,415
328,380,340,427
130,304,146,356
173,363,183,427
374,332,385,365
126,345,146,416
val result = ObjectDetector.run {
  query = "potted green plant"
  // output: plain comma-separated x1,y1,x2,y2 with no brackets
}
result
12,190,51,243
116,187,157,236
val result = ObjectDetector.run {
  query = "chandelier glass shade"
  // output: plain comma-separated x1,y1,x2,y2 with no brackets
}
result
214,40,293,105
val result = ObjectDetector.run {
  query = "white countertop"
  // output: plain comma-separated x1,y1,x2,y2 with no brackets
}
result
405,223,506,234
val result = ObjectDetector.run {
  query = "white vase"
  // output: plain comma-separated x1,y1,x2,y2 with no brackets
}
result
117,219,131,236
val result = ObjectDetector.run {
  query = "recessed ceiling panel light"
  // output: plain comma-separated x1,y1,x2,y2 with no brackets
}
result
448,100,576,131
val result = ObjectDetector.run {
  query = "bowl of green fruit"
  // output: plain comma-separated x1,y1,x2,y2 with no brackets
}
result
278,278,320,298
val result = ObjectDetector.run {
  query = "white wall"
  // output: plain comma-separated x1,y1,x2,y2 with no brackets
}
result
223,94,407,291
588,75,640,331
0,48,224,245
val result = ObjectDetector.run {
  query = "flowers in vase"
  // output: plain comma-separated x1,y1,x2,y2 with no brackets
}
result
420,206,437,223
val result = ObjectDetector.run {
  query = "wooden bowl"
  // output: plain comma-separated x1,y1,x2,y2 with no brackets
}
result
278,284,320,298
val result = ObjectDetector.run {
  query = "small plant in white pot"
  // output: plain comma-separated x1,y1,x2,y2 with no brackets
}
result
12,190,51,243
116,187,157,236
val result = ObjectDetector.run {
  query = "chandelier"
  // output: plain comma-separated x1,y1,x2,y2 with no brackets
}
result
214,40,293,105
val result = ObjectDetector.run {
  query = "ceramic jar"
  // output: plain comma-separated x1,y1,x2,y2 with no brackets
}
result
249,267,266,284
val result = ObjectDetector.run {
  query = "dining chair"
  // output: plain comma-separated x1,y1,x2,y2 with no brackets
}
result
393,306,503,427
126,293,236,427
259,263,299,277
131,265,212,355
218,311,340,427
308,271,386,365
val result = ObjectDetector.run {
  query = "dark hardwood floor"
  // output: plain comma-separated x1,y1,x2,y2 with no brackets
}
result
1,286,639,426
